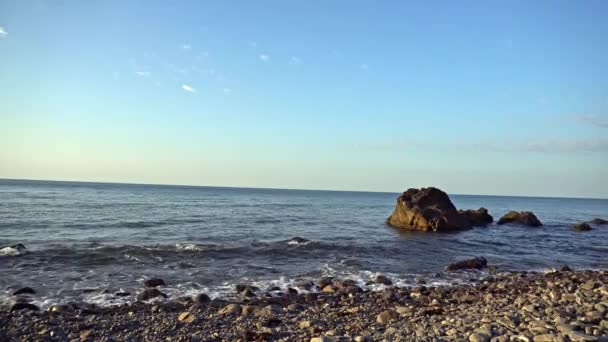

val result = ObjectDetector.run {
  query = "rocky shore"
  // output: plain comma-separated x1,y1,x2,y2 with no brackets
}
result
2,269,608,342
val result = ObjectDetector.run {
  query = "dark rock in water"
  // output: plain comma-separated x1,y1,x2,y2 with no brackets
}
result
193,293,211,304
144,278,166,287
11,303,39,312
287,237,310,244
375,275,393,286
386,187,472,231
497,211,542,227
589,218,608,225
445,257,488,272
138,288,167,301
268,286,281,292
287,287,298,295
415,277,426,285
12,287,36,295
459,208,493,226
115,292,131,297
572,222,592,231
560,265,573,272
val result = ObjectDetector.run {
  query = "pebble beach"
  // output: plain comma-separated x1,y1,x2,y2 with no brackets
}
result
2,268,607,342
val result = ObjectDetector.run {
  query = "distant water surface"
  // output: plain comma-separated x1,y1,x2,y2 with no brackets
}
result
1,179,607,308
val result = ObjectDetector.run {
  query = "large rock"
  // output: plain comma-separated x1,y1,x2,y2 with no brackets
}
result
459,208,493,226
386,187,472,231
572,223,592,231
497,211,542,227
589,218,607,225
445,257,488,272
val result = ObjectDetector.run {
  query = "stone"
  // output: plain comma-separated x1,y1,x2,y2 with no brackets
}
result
300,320,312,329
589,218,607,225
80,329,92,341
469,333,490,342
114,292,131,297
143,278,165,287
178,312,195,323
218,304,241,315
459,208,494,226
497,211,542,226
11,303,39,311
572,223,592,231
322,285,336,293
137,288,167,301
12,287,36,295
533,335,558,342
376,310,398,323
375,274,392,285
193,293,211,304
445,257,488,272
386,187,472,231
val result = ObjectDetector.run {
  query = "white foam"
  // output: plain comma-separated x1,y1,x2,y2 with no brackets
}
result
0,246,25,256
175,243,202,251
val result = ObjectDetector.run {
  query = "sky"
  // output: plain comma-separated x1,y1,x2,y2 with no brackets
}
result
0,1,607,198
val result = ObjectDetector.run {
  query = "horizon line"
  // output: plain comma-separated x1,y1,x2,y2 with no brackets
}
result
0,177,606,201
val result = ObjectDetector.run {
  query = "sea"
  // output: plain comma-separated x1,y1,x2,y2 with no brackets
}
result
1,179,607,309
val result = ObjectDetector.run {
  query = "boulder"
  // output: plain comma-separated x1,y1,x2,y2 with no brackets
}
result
386,187,472,231
12,287,36,295
497,211,542,227
144,278,165,287
589,218,607,225
459,208,493,226
445,257,488,272
572,223,592,231
375,274,393,286
193,293,211,304
11,303,39,312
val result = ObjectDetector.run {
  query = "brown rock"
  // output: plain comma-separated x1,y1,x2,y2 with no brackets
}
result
386,187,472,231
137,288,167,301
459,208,493,226
445,257,488,272
572,223,592,231
178,312,195,323
376,310,398,323
497,211,542,227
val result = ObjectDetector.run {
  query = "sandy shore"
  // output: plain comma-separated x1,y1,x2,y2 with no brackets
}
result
1,269,607,342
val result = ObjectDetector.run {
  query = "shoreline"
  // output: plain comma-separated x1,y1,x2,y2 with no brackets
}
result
2,269,607,341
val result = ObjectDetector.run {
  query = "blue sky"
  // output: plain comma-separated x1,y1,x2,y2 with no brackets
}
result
0,1,607,198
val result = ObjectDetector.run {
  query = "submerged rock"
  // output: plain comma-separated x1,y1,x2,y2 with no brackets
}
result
445,257,488,272
589,218,607,225
386,187,472,231
144,278,166,287
12,287,36,295
572,223,592,231
497,211,542,227
11,303,39,312
459,208,493,226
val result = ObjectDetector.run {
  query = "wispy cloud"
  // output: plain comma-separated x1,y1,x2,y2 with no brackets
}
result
360,63,369,71
181,44,191,50
576,115,608,128
248,41,258,48
135,71,151,77
0,26,7,39
182,84,196,93
223,88,232,95
259,54,270,62
289,56,301,66
355,138,608,154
